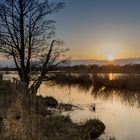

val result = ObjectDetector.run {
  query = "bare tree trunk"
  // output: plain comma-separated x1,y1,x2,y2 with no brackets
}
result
29,40,55,95
0,0,66,95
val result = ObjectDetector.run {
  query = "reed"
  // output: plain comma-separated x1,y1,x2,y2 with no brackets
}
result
93,74,140,90
53,73,92,85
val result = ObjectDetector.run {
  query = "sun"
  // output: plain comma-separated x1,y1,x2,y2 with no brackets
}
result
107,54,114,61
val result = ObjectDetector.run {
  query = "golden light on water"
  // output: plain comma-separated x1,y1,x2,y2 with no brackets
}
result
109,73,113,80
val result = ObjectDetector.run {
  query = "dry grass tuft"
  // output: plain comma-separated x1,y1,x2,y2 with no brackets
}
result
3,98,44,140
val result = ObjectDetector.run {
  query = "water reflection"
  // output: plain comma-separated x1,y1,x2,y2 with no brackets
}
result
39,82,140,140
51,76,140,108
92,87,140,108
108,73,123,80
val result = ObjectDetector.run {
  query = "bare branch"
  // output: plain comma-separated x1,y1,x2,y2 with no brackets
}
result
0,0,68,95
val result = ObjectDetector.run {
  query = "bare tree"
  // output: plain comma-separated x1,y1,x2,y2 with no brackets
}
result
0,0,69,94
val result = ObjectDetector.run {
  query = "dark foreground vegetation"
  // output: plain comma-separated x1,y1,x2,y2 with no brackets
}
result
0,81,105,140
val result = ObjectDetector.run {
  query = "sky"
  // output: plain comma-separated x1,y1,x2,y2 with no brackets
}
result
52,0,140,60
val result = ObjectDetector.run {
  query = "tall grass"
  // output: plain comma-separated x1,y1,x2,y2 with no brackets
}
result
52,73,140,91
93,74,140,90
53,73,93,86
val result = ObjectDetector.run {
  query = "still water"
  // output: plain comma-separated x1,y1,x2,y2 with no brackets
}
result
38,82,140,140
3,72,140,140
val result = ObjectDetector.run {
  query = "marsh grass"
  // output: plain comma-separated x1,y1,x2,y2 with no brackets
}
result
52,73,140,91
53,73,93,85
93,74,140,90
0,81,11,97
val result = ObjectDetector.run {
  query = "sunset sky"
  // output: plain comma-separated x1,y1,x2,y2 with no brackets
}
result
53,0,140,60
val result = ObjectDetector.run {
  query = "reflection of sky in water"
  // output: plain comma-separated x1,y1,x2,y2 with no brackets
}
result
39,83,140,140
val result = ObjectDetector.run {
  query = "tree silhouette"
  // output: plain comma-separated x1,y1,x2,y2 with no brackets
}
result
0,0,69,94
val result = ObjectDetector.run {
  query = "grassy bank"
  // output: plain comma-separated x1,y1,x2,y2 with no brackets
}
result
0,95,105,140
43,115,105,140
36,96,105,140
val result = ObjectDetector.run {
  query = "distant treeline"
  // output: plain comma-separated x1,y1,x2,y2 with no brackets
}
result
58,64,140,74
1,64,140,74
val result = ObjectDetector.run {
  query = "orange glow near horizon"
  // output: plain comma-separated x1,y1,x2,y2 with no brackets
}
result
70,39,139,60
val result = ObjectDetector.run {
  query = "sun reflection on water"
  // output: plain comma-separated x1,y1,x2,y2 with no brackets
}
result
109,73,114,80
